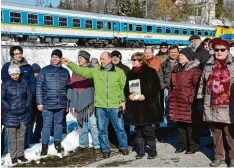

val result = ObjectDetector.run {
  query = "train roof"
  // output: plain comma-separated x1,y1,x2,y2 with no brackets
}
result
2,2,215,30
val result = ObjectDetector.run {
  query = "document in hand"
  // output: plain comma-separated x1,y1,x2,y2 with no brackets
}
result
129,79,141,95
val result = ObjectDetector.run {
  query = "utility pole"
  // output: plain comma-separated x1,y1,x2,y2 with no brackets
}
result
145,0,147,18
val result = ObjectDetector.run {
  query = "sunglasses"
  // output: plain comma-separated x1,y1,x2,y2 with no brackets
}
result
214,48,226,52
131,58,137,61
161,46,167,49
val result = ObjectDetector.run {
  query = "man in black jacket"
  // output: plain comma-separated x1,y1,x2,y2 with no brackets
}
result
111,50,130,76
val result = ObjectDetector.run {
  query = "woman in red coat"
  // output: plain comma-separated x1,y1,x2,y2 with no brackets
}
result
168,48,202,154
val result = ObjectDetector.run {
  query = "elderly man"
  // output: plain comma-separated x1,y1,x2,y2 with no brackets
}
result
61,52,129,158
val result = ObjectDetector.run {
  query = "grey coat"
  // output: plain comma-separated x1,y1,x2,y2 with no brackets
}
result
197,53,234,124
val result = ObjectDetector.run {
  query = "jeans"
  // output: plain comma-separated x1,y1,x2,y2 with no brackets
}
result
96,108,128,152
160,89,169,127
78,113,100,149
41,109,64,144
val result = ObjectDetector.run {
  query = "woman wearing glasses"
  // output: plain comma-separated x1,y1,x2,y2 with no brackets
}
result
124,52,163,160
197,39,234,167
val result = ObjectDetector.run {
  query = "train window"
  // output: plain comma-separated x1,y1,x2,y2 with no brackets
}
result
157,26,162,33
28,14,38,25
197,30,202,35
136,25,142,32
166,27,170,34
85,20,92,29
10,12,21,23
182,29,187,35
129,24,133,31
190,29,195,35
147,25,152,32
1,11,3,22
97,21,103,29
44,15,53,26
123,23,128,31
107,22,111,30
73,18,80,28
174,28,179,34
59,17,67,27
204,30,208,36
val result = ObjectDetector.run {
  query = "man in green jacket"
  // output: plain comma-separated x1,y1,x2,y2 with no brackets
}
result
61,52,129,158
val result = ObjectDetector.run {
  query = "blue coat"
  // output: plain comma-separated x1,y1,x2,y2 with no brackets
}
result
36,64,70,110
1,59,32,84
1,78,32,127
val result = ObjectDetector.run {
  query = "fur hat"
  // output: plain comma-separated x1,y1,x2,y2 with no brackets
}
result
180,48,194,61
51,49,62,58
8,64,20,75
78,50,91,62
160,42,168,47
111,50,122,60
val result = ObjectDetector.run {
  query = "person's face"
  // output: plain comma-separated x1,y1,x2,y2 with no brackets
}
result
131,57,141,67
209,43,213,50
100,52,112,68
160,46,168,53
203,42,209,50
169,48,179,60
78,56,87,66
51,55,61,65
144,48,154,60
34,72,39,78
190,39,201,48
214,45,229,60
112,56,120,65
178,53,189,65
91,59,99,67
12,49,23,61
10,73,20,80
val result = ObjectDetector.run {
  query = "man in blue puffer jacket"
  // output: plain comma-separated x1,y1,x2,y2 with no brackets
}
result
36,49,70,156
1,64,32,164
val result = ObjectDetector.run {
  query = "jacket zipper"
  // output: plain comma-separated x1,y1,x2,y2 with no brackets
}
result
106,71,109,108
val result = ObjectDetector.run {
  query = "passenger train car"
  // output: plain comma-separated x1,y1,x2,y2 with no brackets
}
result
1,2,233,47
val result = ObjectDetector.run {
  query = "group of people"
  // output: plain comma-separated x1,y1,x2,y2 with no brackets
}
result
1,35,234,167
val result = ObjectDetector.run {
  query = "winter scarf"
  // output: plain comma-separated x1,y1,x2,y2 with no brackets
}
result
207,59,231,106
67,65,95,124
132,65,143,72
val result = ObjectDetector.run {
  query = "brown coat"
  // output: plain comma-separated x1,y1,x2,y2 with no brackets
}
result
147,57,161,73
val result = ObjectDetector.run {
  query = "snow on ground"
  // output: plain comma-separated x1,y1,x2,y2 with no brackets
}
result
1,47,234,167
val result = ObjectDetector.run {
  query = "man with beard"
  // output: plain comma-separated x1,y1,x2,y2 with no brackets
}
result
188,35,210,67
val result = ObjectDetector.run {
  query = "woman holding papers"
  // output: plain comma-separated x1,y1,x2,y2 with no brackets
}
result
124,52,163,160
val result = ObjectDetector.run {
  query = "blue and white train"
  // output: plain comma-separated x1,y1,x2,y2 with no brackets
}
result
1,2,217,47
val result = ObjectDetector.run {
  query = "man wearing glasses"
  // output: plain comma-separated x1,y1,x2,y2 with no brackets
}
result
157,42,169,63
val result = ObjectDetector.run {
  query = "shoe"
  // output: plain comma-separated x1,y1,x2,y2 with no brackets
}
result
210,160,225,167
185,149,198,154
41,144,48,156
11,158,18,164
94,148,101,154
175,148,186,153
229,161,234,167
120,149,129,155
54,141,64,153
18,156,28,162
136,154,144,159
147,155,156,159
102,152,110,159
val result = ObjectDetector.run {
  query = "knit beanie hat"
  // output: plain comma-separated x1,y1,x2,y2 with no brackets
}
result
212,38,230,51
51,49,62,58
32,63,41,73
160,42,168,47
180,48,194,61
111,50,122,60
78,50,91,62
189,35,201,41
8,64,20,75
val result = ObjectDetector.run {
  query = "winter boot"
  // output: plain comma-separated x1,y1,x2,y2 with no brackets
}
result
146,140,157,159
41,144,48,156
54,141,64,153
18,156,28,162
135,138,145,159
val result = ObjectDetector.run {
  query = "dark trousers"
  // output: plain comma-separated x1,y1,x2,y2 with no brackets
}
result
176,122,200,151
135,125,157,157
212,123,234,162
